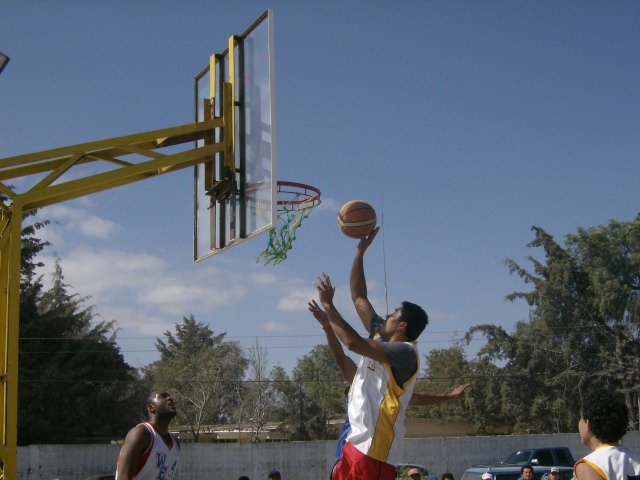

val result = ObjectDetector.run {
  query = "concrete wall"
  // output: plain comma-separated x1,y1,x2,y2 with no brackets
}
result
17,432,640,480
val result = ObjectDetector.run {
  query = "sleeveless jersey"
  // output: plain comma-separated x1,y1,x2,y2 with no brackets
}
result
346,337,418,465
575,444,640,480
116,422,180,480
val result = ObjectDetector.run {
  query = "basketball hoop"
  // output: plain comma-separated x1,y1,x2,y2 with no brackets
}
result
257,181,321,265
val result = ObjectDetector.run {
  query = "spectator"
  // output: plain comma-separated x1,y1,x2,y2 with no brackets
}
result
407,468,422,479
518,466,534,480
542,466,560,480
267,470,281,480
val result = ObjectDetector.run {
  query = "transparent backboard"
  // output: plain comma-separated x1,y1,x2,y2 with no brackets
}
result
194,10,276,262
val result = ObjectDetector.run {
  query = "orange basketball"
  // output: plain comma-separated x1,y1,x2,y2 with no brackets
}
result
338,200,377,238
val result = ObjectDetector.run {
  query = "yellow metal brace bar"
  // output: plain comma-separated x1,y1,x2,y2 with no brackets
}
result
0,80,234,479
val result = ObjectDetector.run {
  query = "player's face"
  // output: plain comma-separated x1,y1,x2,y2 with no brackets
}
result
578,415,590,445
521,469,533,480
151,391,177,419
382,307,406,340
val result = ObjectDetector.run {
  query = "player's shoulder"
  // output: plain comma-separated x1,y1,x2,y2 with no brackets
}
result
574,460,597,480
126,423,153,443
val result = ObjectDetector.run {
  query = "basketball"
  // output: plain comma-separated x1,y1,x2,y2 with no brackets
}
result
338,200,377,238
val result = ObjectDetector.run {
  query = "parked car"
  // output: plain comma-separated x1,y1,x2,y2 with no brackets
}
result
461,465,574,480
396,463,438,480
462,447,576,480
501,447,574,467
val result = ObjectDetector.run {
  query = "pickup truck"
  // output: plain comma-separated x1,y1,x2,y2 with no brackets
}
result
501,447,574,467
461,447,576,480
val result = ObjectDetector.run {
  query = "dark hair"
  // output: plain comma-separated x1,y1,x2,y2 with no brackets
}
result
400,301,428,341
521,466,533,475
239,477,250,480
441,473,454,480
580,386,629,443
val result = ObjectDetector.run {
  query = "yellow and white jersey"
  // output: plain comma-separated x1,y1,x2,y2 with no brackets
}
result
575,444,640,480
346,337,418,465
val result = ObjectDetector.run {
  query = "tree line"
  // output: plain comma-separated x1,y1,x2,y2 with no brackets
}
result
16,208,640,444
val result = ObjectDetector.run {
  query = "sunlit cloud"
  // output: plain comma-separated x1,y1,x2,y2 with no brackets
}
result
249,270,281,287
103,305,174,337
317,197,340,213
49,247,166,297
38,205,122,247
277,287,316,312
263,321,291,333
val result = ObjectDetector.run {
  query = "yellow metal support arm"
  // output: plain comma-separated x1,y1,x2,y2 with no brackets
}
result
0,89,231,478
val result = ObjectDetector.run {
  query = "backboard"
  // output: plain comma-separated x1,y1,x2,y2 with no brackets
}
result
194,10,276,262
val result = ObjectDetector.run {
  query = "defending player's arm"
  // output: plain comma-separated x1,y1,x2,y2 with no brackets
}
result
409,383,471,405
308,300,357,382
314,272,388,364
575,462,606,480
350,228,380,333
116,424,152,480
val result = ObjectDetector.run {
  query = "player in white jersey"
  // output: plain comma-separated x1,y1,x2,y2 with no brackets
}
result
575,385,640,480
312,227,429,480
116,390,180,480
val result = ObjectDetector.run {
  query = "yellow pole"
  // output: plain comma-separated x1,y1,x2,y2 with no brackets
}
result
0,200,22,480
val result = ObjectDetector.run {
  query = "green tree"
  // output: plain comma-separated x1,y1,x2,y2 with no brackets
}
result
237,341,279,443
466,214,640,433
292,344,347,420
271,365,337,441
19,258,141,444
411,345,472,422
145,315,248,441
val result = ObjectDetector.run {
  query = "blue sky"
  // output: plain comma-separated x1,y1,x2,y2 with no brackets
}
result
1,1,639,375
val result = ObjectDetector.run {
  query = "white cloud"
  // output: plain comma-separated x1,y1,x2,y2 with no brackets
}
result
139,281,248,316
249,270,281,287
46,247,167,296
277,287,316,312
317,197,340,213
262,321,291,333
103,305,173,336
37,204,121,244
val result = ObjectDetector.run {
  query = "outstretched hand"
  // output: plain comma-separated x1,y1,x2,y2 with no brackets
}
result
308,300,330,329
356,227,380,254
313,272,335,307
450,383,471,398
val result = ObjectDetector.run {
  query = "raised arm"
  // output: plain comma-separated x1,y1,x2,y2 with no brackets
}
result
409,383,471,405
350,228,380,332
314,272,388,363
308,300,357,382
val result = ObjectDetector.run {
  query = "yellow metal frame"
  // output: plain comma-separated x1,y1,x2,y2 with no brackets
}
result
0,85,234,479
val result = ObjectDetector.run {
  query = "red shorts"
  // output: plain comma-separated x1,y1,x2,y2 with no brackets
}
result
331,441,396,480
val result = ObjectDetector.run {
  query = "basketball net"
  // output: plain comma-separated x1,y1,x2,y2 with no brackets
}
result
257,181,321,265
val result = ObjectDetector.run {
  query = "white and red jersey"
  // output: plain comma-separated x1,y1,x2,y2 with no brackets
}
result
116,422,180,480
575,444,640,480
